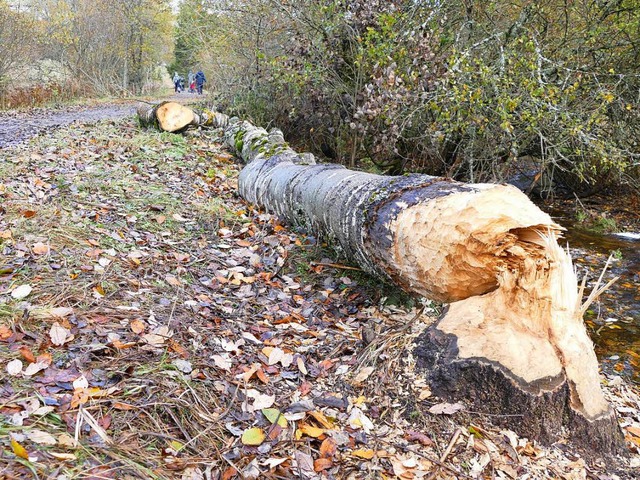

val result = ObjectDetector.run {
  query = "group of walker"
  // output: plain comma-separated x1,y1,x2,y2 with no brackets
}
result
173,70,206,95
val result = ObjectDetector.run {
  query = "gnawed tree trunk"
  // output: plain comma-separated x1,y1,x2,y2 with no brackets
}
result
137,106,626,456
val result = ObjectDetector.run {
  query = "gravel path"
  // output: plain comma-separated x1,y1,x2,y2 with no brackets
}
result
0,103,136,148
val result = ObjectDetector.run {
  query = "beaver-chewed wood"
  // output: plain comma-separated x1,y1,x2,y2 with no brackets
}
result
136,104,626,457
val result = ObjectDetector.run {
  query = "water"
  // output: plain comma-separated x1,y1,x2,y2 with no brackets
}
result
548,209,640,383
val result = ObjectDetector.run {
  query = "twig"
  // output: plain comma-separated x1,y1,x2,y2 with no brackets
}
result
425,428,464,480
311,262,362,271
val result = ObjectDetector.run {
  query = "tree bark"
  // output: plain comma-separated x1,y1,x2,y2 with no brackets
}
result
137,105,626,457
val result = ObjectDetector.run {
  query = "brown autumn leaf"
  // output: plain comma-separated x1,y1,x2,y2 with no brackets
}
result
404,430,433,446
313,458,333,472
19,346,36,363
319,437,337,458
32,242,50,255
130,319,146,334
22,210,37,218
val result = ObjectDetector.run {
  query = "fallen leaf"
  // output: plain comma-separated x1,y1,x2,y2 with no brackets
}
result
73,376,89,389
11,284,32,299
314,457,333,472
130,319,146,334
246,390,275,412
6,359,23,376
352,449,375,459
348,407,374,433
142,325,173,347
50,322,71,346
353,366,374,384
296,357,307,375
319,437,337,458
405,430,433,446
32,242,50,255
27,430,57,445
23,360,49,376
57,433,75,447
428,402,465,415
11,438,29,459
49,452,76,460
298,424,325,438
241,427,265,446
212,354,232,371
173,359,192,373
262,408,287,428
19,346,35,363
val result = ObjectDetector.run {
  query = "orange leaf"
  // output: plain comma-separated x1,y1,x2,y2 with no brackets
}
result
256,368,269,384
221,466,237,480
627,426,640,438
130,319,146,334
19,346,36,363
11,438,29,459
113,402,135,410
32,242,50,255
169,339,190,358
309,410,333,429
352,449,375,459
319,437,337,458
314,457,333,472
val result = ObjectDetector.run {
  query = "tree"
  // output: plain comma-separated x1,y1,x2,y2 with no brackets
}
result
171,0,640,195
31,0,173,95
0,1,38,96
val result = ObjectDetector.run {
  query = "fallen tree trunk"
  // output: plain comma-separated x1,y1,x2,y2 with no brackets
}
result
137,105,626,456
137,101,228,132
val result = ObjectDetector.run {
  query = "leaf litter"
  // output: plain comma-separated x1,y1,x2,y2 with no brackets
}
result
0,114,638,479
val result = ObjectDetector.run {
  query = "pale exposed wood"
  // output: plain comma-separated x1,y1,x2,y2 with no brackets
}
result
155,102,195,132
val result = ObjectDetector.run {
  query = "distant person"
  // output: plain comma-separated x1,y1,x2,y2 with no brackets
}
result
188,71,195,91
195,70,206,95
173,72,180,93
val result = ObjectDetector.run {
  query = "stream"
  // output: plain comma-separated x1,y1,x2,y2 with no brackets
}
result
548,208,640,383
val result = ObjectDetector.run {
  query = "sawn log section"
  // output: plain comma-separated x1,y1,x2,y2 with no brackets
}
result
138,102,626,456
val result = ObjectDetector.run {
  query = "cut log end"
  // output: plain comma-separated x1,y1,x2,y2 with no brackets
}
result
155,102,195,132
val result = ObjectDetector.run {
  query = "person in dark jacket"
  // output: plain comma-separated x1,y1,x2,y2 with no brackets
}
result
195,70,206,95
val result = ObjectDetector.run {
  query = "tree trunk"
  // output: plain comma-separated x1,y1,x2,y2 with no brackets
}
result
137,101,227,132
137,106,626,457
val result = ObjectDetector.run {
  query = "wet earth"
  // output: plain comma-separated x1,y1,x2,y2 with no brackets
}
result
0,103,135,148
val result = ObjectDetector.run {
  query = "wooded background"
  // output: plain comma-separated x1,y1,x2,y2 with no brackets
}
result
2,0,640,194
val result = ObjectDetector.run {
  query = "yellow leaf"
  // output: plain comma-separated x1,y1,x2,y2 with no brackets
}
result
170,440,184,451
11,438,29,459
298,424,325,438
308,410,333,429
262,408,288,428
241,427,266,446
352,449,375,459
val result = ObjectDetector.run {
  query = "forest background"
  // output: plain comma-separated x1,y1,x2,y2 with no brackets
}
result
2,0,640,195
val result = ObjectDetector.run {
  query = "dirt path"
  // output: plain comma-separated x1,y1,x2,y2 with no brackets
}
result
0,103,136,148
